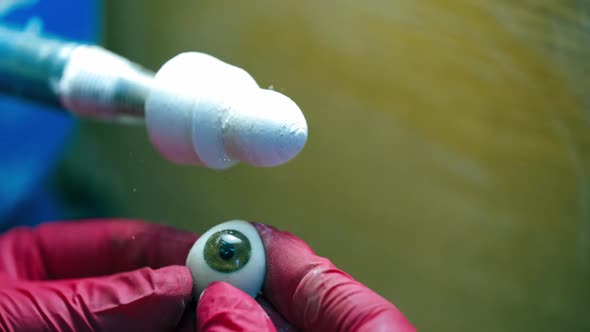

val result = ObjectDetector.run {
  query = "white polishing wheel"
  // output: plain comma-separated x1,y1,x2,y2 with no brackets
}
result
146,52,308,169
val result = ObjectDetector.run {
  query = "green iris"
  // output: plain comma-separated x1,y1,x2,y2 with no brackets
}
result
203,229,251,273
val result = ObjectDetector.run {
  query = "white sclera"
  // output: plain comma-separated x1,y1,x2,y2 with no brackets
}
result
186,220,266,298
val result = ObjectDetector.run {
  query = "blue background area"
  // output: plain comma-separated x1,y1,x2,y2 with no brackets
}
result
0,0,99,228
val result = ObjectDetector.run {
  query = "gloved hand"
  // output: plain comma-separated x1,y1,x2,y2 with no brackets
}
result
0,219,415,331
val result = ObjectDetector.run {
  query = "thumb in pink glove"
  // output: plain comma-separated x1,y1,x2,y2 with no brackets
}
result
0,219,197,332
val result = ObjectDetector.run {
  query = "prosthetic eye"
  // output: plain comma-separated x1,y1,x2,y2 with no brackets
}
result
186,220,266,298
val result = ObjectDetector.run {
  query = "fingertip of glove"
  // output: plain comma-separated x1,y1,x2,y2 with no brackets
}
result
252,222,310,251
197,282,276,332
151,265,195,299
250,223,416,332
107,266,195,331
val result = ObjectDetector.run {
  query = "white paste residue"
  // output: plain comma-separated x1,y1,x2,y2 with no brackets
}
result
146,52,308,169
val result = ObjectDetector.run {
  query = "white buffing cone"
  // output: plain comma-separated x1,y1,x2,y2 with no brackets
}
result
146,52,308,169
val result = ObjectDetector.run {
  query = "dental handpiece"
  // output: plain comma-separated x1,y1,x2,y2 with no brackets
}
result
0,24,308,169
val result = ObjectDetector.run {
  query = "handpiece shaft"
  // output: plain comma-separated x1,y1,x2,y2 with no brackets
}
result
0,24,153,121
0,25,72,108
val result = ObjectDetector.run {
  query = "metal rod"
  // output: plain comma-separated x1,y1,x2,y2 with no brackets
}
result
0,24,154,121
0,24,73,108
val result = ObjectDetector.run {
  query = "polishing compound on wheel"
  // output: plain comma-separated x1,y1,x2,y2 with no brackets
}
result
146,52,308,170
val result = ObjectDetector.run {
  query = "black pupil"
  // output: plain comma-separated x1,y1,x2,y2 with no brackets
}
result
219,240,236,260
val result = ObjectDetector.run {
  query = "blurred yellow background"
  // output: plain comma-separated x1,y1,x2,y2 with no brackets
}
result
57,1,590,331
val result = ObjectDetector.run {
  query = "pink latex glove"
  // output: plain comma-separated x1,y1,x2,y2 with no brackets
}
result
0,219,415,331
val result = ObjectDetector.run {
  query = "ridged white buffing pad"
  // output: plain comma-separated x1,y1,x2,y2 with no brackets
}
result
146,52,308,169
